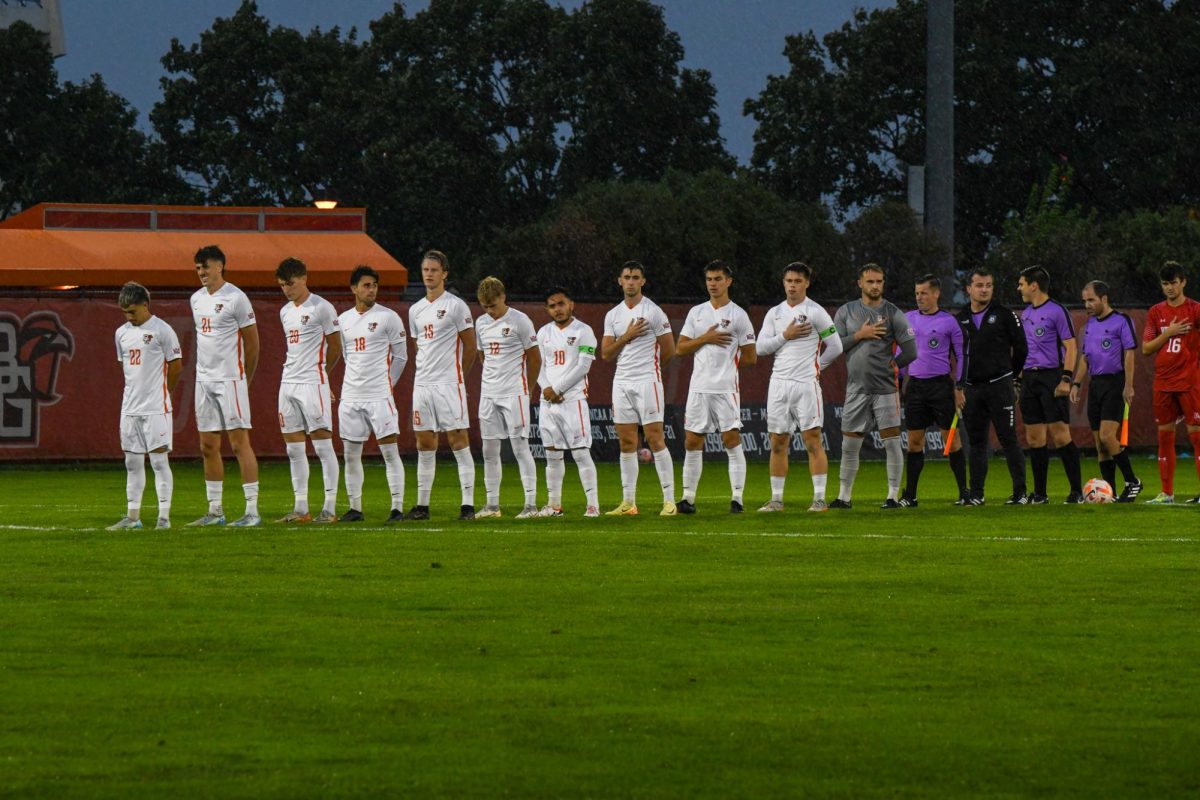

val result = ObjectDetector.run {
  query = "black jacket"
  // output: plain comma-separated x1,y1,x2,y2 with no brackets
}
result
955,303,1028,385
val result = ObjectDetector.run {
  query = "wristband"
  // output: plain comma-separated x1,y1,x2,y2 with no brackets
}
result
1072,382,1082,388
1060,370,1073,382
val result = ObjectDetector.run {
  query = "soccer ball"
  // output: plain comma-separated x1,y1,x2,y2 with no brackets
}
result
637,447,653,464
1083,478,1115,504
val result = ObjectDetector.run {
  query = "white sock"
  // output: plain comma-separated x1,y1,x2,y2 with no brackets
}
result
839,436,863,502
206,480,223,515
312,438,339,514
812,473,827,502
453,447,475,507
619,452,638,503
380,443,405,510
546,449,565,507
242,481,259,517
653,448,675,504
286,441,309,514
417,450,435,506
883,436,904,500
344,440,364,511
682,450,703,502
482,438,502,506
770,475,785,502
149,451,172,520
571,448,599,508
512,436,538,506
124,452,145,520
726,445,746,503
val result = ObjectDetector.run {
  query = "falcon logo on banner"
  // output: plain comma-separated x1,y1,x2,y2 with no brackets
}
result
0,311,75,446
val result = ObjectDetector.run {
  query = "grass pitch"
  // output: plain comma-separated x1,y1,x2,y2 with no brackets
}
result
0,457,1197,798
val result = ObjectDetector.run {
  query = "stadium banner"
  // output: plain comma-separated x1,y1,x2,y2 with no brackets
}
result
0,294,1158,461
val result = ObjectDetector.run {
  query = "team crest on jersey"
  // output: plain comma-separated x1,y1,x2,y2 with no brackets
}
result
502,327,511,336
1102,338,1112,350
928,337,940,349
0,311,75,447
566,337,577,345
367,322,378,332
142,334,153,344
1034,326,1046,337
987,315,996,324
436,310,446,320
214,304,223,313
301,315,310,324
720,319,731,329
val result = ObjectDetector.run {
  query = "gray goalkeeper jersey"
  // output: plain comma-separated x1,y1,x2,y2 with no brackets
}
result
834,298,917,394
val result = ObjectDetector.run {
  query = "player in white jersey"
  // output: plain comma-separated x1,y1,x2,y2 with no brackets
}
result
535,286,601,517
275,258,342,524
675,260,757,514
405,250,478,521
337,265,409,523
107,282,182,531
474,276,541,518
600,261,677,516
186,245,262,528
755,262,843,513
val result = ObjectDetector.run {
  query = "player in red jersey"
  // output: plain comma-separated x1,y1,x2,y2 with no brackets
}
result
1141,261,1200,504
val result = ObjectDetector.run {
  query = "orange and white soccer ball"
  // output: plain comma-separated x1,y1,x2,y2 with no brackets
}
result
1083,478,1115,504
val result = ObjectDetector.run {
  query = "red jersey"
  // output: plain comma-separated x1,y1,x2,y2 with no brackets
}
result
1144,297,1200,391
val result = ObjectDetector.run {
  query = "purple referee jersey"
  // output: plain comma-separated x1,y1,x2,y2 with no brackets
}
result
1021,300,1075,369
905,309,964,380
1081,311,1137,375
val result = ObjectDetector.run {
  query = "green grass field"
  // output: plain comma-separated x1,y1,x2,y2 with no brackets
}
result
1,457,1198,798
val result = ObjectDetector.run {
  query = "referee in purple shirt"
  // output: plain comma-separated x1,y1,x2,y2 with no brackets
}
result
900,275,969,505
1068,281,1143,501
1017,265,1084,503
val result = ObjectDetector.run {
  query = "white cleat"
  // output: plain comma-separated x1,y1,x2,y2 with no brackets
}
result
155,518,171,530
475,505,503,519
186,512,226,527
584,506,600,518
757,500,784,513
537,505,564,517
312,510,338,524
106,517,143,531
515,504,540,519
228,514,262,528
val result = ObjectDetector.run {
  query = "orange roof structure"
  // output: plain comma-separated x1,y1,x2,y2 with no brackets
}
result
0,203,407,289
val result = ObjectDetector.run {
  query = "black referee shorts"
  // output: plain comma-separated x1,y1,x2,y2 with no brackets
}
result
1019,369,1070,425
1087,373,1126,430
904,375,956,431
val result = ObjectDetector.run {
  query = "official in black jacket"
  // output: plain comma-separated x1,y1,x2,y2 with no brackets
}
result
955,267,1028,504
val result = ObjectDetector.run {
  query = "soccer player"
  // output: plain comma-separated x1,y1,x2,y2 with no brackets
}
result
406,250,478,521
187,245,262,528
1068,280,1142,501
337,265,408,523
475,276,541,518
276,258,342,523
755,262,843,513
831,263,916,508
900,274,968,506
1017,265,1084,503
108,282,181,530
674,260,756,513
1141,260,1200,504
600,260,677,516
955,267,1028,505
536,285,601,517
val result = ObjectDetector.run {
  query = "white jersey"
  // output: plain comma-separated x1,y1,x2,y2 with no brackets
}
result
279,292,339,385
191,282,256,382
603,297,672,384
537,317,598,402
115,315,182,415
680,300,756,394
338,303,407,401
475,308,538,398
759,297,837,382
409,292,473,386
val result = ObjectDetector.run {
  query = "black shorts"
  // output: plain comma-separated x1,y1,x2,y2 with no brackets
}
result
905,375,956,431
1087,373,1126,430
1019,369,1070,425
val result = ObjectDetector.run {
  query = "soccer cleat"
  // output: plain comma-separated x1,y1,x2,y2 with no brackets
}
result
1063,492,1085,505
155,518,171,530
339,509,366,523
228,514,262,528
459,504,476,521
1004,493,1030,506
1116,479,1143,503
898,497,918,508
1145,493,1174,505
185,513,226,527
275,511,313,524
1186,496,1200,505
584,506,600,518
475,505,503,519
952,492,973,506
312,510,338,524
965,495,986,506
828,499,852,509
660,501,677,516
676,499,696,514
384,508,405,524
880,498,901,509
807,499,828,513
106,517,143,531
605,501,639,516
757,499,784,513
537,504,564,517
730,500,744,514
404,505,430,521
515,505,540,519
1027,494,1049,505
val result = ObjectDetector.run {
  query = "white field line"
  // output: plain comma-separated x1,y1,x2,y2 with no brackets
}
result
675,530,1198,544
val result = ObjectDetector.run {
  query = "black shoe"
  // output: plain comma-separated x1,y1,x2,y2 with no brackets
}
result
898,496,918,508
459,504,475,521
1004,493,1030,505
828,499,852,509
730,500,743,514
964,495,985,506
338,509,365,523
880,498,901,509
404,505,430,521
1185,496,1200,505
1027,493,1049,505
952,492,971,506
385,508,405,524
1116,479,1143,503
1063,492,1085,505
676,499,696,514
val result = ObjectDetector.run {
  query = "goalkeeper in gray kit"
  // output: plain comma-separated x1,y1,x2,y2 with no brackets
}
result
831,263,918,508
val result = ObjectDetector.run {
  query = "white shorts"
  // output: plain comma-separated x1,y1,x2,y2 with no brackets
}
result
684,392,741,434
120,412,172,453
842,391,902,433
195,379,251,432
612,381,665,425
278,382,333,434
412,384,469,432
479,394,531,439
767,378,824,434
339,398,399,442
540,398,592,450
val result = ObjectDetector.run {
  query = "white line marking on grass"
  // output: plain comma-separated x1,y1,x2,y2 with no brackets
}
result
675,531,1198,544
0,525,58,531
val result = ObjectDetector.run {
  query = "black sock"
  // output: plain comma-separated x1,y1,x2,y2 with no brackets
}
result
948,449,967,494
1031,446,1049,496
1114,449,1136,483
904,451,924,498
1099,459,1117,488
1058,442,1083,493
